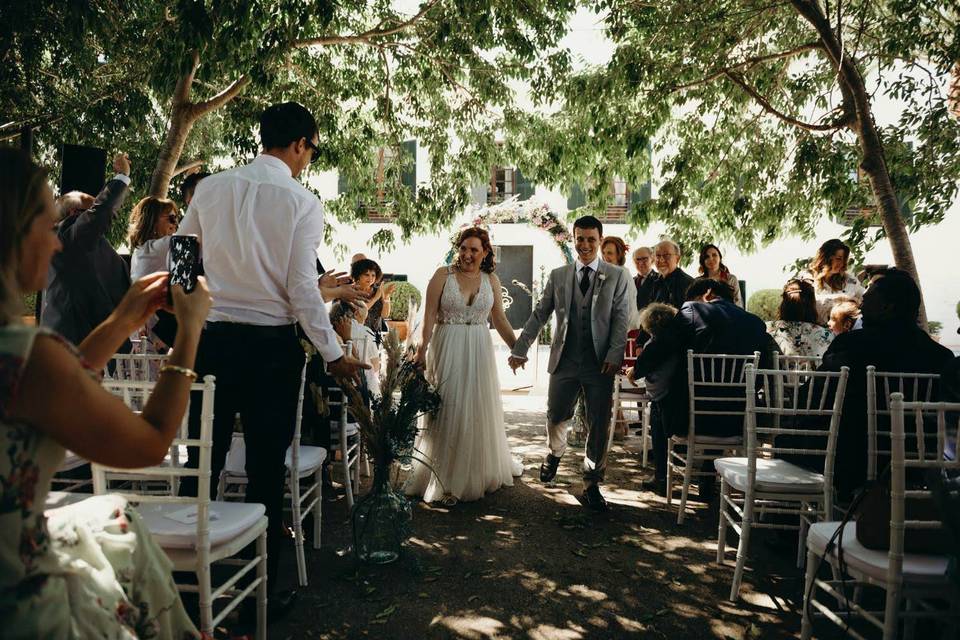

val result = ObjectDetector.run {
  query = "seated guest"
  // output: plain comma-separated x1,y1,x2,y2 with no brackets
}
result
634,303,679,401
629,278,776,496
41,152,133,348
809,238,865,324
0,147,210,638
351,258,396,331
828,297,860,335
815,268,953,499
129,197,181,348
767,279,834,358
697,243,743,307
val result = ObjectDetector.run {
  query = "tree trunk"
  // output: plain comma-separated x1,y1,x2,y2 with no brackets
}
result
149,104,197,198
791,0,928,326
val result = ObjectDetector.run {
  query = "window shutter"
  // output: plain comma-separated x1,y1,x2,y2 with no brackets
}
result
400,140,417,198
567,183,586,210
338,172,349,194
630,179,652,206
515,168,535,201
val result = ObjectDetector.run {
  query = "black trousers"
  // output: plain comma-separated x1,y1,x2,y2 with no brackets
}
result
180,321,305,593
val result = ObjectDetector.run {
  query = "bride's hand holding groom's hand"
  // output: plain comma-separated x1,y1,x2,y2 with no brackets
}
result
507,355,526,374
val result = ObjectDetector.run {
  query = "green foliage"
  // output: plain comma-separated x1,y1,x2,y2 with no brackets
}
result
927,320,943,336
747,289,782,322
4,0,579,248
956,300,960,321
514,1,960,268
20,292,38,317
389,282,422,321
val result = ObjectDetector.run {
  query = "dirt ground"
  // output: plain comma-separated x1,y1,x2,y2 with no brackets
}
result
270,395,806,640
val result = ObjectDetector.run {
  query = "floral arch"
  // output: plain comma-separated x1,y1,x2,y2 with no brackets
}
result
443,197,575,266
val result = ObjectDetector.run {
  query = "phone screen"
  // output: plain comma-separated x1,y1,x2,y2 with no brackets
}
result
168,235,200,304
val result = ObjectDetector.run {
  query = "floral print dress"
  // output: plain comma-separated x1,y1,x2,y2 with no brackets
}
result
0,324,198,639
766,320,835,359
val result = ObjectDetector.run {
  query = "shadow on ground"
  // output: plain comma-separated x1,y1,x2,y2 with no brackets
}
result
271,395,804,639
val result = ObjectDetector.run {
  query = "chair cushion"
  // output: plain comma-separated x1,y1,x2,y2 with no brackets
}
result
136,501,266,549
286,445,326,473
329,421,360,441
808,521,950,585
715,457,824,493
44,490,93,513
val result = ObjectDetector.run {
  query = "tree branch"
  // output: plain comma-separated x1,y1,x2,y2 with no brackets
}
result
172,159,204,177
723,71,851,131
669,42,821,92
193,75,251,115
173,51,200,106
292,0,439,47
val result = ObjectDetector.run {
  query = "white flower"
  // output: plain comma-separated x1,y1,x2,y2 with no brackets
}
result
598,273,607,281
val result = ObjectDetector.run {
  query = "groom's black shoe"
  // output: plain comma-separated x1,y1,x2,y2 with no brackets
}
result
540,454,561,482
583,485,608,511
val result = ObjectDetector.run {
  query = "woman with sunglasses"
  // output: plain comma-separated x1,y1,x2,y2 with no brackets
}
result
128,197,180,347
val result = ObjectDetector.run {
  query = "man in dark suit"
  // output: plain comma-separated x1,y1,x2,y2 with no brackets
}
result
632,245,658,310
815,268,954,499
649,239,694,308
629,278,775,496
42,153,132,347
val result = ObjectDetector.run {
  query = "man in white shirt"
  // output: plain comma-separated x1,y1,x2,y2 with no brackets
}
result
177,102,366,606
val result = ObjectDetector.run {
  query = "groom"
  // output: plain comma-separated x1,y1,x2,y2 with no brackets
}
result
508,215,632,510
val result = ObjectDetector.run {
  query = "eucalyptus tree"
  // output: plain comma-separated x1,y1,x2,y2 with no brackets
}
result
516,0,960,320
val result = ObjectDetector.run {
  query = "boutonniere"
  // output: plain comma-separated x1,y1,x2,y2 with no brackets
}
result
598,274,607,282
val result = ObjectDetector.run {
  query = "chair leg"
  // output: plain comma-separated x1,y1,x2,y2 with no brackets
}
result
677,449,695,525
289,472,307,587
882,578,903,640
216,471,225,500
666,444,675,506
717,478,729,565
352,449,361,491
313,468,323,550
797,513,808,569
641,404,650,468
197,560,214,636
342,447,354,511
800,548,818,640
257,531,268,640
729,493,755,601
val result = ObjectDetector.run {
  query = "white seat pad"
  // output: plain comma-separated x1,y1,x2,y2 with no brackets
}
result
286,445,327,473
329,421,360,440
44,490,93,513
808,521,950,584
715,457,824,493
136,501,266,549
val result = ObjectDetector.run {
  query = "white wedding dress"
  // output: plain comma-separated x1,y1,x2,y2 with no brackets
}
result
405,267,522,503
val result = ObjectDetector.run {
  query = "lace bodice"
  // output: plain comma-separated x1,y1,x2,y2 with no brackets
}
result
437,268,493,325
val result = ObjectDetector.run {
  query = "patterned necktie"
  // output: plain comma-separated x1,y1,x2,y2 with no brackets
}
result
579,265,592,296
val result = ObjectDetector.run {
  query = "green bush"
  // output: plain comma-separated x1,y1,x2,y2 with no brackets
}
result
389,281,422,321
928,321,943,336
21,292,38,315
747,289,782,321
956,300,960,320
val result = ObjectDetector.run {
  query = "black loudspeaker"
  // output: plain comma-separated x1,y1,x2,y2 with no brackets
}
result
60,144,106,196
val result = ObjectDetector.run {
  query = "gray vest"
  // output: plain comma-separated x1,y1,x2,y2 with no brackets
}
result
562,266,598,365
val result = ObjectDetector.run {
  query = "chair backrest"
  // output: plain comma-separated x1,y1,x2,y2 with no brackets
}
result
289,362,308,471
93,375,216,552
686,350,761,441
325,341,354,440
745,365,849,512
866,367,941,481
107,352,169,384
889,395,960,568
772,352,822,373
623,329,641,368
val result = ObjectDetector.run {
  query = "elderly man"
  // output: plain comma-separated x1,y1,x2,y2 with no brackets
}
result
632,246,658,310
649,239,694,307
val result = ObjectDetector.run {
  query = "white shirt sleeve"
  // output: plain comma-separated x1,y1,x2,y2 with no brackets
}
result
177,198,201,239
287,201,344,362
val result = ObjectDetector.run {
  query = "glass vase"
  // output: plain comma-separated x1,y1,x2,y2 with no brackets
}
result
352,467,412,564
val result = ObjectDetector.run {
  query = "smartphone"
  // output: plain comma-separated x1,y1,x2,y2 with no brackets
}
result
168,235,200,305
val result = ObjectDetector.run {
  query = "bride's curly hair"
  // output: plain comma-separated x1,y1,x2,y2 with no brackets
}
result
454,227,496,273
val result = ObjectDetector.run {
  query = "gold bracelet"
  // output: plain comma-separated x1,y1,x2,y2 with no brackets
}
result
159,365,198,381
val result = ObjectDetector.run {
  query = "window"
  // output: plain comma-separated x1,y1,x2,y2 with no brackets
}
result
488,167,517,204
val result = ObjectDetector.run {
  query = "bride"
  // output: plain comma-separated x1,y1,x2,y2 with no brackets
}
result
406,227,522,504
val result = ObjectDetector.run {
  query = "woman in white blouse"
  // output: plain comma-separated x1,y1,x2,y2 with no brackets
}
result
697,243,743,307
128,197,180,347
809,238,865,324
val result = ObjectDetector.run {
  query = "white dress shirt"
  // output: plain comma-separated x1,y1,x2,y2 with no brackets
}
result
178,154,343,362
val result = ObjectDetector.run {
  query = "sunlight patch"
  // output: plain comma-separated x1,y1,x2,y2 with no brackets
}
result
431,614,507,639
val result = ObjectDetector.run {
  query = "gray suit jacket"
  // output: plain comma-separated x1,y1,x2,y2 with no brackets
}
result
512,261,632,373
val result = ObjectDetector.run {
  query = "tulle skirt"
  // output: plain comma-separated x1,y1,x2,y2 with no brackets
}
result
405,324,519,503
